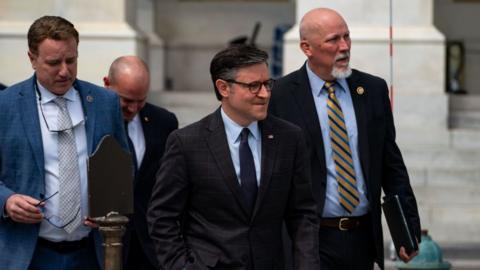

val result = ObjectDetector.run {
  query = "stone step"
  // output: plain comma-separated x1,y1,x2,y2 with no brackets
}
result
403,149,480,170
384,259,480,270
450,94,480,111
450,111,480,130
449,94,480,130
407,167,480,188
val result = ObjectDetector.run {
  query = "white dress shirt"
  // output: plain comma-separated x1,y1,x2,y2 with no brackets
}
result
126,114,146,168
306,65,369,217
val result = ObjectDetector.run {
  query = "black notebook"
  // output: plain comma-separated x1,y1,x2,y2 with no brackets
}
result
382,195,418,255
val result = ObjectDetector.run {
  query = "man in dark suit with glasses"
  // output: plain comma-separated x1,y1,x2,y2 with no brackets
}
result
0,16,128,270
148,45,320,270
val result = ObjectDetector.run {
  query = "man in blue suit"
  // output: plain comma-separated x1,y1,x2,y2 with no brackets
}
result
0,16,128,270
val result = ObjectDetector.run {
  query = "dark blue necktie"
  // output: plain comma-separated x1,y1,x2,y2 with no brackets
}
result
239,128,258,213
124,121,138,170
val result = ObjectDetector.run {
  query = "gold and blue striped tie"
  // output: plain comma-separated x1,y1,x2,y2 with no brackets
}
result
325,81,360,214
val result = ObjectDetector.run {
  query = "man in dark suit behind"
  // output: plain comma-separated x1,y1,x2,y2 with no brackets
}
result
147,45,320,270
104,55,178,270
269,8,421,270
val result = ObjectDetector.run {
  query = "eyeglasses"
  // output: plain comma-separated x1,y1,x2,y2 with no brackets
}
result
225,78,275,94
34,82,80,133
37,191,81,229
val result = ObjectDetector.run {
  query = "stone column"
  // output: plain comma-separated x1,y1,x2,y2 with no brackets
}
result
0,0,145,86
283,0,447,149
134,0,166,92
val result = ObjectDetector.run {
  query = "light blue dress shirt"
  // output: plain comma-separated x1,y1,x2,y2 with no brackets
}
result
306,65,369,217
221,108,262,186
36,81,90,241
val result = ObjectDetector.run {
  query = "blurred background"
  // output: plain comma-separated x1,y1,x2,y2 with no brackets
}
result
1,0,480,268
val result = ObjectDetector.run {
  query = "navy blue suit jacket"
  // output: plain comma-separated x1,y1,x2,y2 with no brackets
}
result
269,65,421,269
124,103,177,268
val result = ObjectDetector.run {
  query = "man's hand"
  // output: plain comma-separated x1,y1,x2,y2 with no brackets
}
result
84,217,99,228
5,194,44,223
398,246,419,262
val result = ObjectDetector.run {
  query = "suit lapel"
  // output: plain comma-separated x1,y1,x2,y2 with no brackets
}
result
137,107,152,181
19,78,44,177
290,65,327,184
206,109,250,218
75,80,95,154
135,104,154,184
347,71,370,183
251,118,277,221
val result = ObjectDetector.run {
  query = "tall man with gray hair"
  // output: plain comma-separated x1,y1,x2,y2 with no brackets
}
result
269,8,421,270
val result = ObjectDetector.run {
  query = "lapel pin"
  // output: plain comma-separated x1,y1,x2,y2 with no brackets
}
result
356,87,365,95
268,134,274,139
86,95,94,102
144,116,149,122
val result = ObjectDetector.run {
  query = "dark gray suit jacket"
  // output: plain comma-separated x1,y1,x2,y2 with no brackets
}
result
147,109,320,270
124,103,178,268
269,65,421,269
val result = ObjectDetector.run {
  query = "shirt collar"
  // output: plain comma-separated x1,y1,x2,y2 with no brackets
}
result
305,63,349,96
220,107,260,143
36,80,77,105
131,114,141,125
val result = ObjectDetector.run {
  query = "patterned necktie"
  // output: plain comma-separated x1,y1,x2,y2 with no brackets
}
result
54,97,82,233
239,128,258,213
325,81,360,214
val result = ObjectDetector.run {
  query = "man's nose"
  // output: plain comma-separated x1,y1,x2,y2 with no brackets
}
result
257,84,270,98
339,38,350,51
58,62,69,76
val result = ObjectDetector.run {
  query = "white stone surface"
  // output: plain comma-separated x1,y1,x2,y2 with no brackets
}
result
0,0,145,87
155,0,295,91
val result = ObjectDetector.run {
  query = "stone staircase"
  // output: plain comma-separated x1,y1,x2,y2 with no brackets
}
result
150,91,480,267
450,94,480,130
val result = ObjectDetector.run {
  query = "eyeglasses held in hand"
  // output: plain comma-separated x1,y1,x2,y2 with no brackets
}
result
225,78,275,94
37,191,81,229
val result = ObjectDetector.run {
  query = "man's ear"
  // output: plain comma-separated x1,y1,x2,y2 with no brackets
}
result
215,79,229,98
28,51,36,70
300,39,311,57
103,76,110,88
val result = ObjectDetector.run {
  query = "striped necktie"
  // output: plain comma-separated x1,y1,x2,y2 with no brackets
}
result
325,81,360,214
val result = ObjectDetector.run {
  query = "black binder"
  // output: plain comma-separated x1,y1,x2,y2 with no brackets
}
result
382,195,418,255
88,135,134,217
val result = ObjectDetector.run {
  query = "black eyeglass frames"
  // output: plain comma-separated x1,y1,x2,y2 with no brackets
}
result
225,78,275,94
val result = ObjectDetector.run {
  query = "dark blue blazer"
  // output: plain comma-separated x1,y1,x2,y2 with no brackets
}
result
123,103,178,268
0,75,128,270
269,65,421,269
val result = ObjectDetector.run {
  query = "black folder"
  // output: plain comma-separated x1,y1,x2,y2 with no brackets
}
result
382,195,418,255
88,135,134,217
